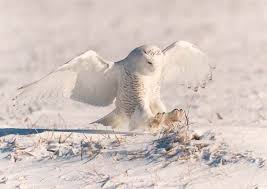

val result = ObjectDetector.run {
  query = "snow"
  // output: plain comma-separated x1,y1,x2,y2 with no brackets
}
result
0,0,267,188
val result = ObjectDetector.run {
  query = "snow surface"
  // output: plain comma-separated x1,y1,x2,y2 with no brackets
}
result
0,0,267,188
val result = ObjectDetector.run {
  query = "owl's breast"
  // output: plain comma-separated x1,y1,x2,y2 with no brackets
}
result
115,68,151,117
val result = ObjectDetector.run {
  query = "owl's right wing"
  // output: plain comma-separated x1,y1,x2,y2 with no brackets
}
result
162,41,214,92
13,50,120,108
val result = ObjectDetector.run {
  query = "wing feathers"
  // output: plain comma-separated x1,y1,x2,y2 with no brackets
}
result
13,50,119,109
163,41,213,92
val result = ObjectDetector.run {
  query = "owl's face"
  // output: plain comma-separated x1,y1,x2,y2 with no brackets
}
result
125,45,164,76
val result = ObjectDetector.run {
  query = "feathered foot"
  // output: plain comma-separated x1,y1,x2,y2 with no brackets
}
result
149,109,188,132
149,112,166,129
164,109,188,127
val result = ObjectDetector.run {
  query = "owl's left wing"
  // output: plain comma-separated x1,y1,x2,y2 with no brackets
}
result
12,50,120,110
162,41,214,92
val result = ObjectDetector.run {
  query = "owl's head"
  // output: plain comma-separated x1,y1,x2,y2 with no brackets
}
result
125,45,164,75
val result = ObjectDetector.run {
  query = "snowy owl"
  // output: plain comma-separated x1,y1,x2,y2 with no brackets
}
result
13,41,213,129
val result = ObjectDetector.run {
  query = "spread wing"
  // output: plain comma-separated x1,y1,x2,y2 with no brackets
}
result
162,41,214,92
13,50,120,109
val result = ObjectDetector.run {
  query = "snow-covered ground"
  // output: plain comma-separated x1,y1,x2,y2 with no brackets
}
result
1,0,267,188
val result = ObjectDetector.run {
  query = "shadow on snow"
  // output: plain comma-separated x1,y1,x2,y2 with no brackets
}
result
0,128,144,137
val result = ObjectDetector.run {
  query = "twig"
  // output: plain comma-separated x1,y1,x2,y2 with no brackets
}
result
81,140,84,160
59,132,73,144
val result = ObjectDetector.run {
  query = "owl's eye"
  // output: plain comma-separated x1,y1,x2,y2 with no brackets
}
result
147,61,153,65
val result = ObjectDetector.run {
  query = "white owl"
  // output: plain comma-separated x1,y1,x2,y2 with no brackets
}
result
14,41,213,129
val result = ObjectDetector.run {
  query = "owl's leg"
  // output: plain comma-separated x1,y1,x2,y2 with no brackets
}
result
129,99,167,130
129,104,154,130
150,99,166,115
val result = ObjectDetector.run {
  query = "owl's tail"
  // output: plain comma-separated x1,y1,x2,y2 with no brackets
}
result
91,109,125,128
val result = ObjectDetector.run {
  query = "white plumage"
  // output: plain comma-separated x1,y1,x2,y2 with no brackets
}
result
14,41,214,129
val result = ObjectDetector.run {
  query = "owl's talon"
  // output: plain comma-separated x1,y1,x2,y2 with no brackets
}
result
149,112,166,129
162,108,188,128
149,109,188,133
